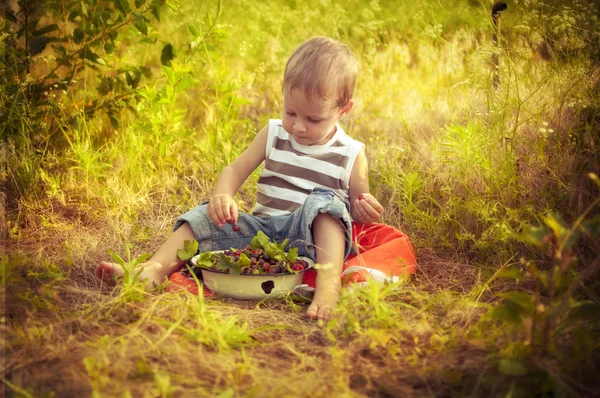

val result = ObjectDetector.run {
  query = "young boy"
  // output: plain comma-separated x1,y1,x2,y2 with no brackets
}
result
96,36,384,320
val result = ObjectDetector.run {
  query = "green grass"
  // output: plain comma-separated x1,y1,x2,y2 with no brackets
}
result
2,0,599,396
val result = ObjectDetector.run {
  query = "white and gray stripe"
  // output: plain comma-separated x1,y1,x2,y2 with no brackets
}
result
253,119,364,216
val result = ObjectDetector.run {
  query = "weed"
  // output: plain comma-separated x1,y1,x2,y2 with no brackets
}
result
486,174,600,394
105,243,151,302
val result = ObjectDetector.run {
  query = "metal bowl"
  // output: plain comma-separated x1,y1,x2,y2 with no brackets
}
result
189,252,314,300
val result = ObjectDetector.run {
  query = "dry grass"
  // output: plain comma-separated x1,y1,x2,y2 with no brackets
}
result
2,209,510,397
3,0,600,396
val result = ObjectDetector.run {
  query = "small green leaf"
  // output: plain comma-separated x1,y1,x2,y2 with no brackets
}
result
177,240,199,261
132,253,151,267
237,253,251,267
545,213,566,236
194,252,214,269
5,10,17,23
230,262,242,275
160,43,174,66
109,115,119,129
561,230,579,251
68,10,81,21
162,65,175,85
496,266,524,280
216,388,235,398
580,214,600,240
490,302,522,324
287,247,298,262
151,4,161,21
125,71,141,88
497,291,535,315
278,238,289,251
27,18,40,31
216,254,234,271
265,243,284,261
73,28,84,44
139,66,152,78
81,48,99,63
568,302,600,321
107,249,125,266
134,0,146,8
188,24,201,37
175,74,195,92
33,24,59,37
29,36,48,55
114,0,131,15
134,20,148,36
250,230,271,250
498,358,529,376
524,226,551,247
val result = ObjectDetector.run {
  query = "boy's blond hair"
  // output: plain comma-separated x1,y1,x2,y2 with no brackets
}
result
283,36,358,108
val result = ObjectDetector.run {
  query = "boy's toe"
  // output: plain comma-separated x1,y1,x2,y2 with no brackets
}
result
306,303,332,321
95,262,118,286
306,304,317,319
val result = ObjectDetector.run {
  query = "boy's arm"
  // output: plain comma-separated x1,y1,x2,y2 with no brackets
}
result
348,148,384,225
208,125,268,226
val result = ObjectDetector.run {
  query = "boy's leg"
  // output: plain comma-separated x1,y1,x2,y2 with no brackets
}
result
276,188,353,320
96,202,271,287
307,213,346,320
96,222,195,286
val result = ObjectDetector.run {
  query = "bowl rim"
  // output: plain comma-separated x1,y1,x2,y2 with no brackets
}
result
188,251,315,277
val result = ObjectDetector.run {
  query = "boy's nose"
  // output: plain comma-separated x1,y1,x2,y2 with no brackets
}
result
293,120,307,132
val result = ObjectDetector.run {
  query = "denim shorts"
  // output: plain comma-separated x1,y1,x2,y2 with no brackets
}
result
173,187,353,262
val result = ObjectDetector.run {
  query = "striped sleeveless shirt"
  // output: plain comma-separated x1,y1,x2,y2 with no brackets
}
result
252,119,364,217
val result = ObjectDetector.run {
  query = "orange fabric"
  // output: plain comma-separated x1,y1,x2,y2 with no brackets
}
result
301,222,417,287
168,222,417,294
168,269,213,296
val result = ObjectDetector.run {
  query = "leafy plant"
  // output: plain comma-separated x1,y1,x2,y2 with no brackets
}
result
488,173,600,392
107,243,151,292
180,231,304,275
0,254,22,289
176,239,198,261
250,230,298,263
1,0,170,142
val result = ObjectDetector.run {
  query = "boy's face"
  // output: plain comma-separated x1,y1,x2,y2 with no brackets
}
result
282,88,353,146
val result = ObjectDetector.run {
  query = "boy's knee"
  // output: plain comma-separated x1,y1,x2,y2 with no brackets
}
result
313,212,345,233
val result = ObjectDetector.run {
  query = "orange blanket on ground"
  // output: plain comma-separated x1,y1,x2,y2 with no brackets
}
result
168,222,417,296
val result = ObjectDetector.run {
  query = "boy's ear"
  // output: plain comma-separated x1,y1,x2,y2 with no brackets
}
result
340,99,354,117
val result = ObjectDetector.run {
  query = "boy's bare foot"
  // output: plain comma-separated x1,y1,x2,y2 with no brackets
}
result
306,284,340,321
95,261,165,287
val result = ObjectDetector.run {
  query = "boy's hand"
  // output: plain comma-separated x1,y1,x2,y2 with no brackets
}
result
352,193,383,225
208,194,239,228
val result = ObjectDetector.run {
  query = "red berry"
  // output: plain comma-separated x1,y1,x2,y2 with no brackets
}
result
232,224,240,232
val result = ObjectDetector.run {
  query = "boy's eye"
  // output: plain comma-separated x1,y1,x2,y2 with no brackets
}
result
286,111,296,116
308,118,322,123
